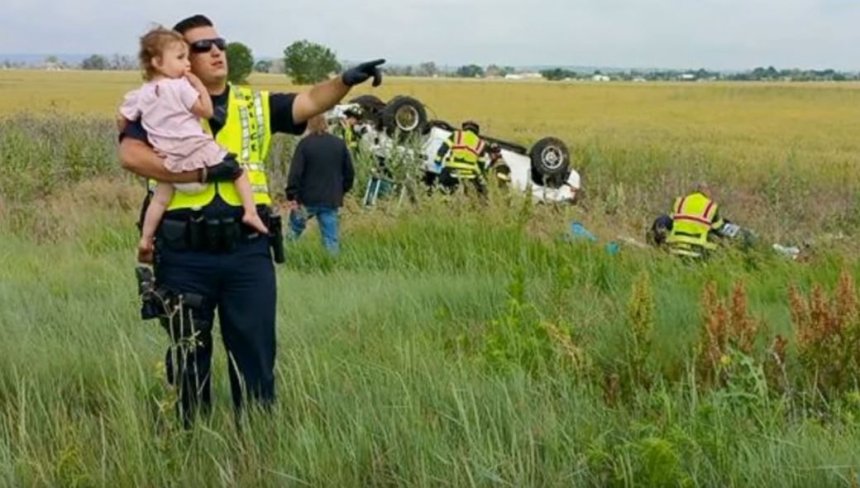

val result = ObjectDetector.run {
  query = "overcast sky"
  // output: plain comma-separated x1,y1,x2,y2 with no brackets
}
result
1,0,858,70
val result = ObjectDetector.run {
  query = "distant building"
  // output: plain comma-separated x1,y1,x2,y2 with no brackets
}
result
505,72,542,80
679,73,696,81
592,74,610,82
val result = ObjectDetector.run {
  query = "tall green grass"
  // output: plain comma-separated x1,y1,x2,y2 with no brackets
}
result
1,114,860,485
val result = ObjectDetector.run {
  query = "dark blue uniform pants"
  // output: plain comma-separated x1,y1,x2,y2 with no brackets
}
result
155,236,276,423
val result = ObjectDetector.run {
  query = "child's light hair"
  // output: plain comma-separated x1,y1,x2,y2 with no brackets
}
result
138,26,185,81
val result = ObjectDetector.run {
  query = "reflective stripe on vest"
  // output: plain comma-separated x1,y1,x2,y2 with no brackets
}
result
667,192,718,250
443,130,484,173
167,85,272,211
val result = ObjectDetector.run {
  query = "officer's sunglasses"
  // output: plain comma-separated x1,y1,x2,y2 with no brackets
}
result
189,37,227,54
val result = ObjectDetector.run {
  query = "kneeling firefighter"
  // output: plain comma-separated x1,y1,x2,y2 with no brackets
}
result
649,183,740,259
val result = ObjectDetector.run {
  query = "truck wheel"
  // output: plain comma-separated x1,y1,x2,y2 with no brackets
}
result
529,137,570,188
349,95,386,123
381,96,427,140
349,95,385,111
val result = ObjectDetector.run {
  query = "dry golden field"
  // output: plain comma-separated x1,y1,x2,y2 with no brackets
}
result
3,69,860,239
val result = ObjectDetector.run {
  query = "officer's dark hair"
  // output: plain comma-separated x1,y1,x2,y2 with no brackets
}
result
173,14,214,35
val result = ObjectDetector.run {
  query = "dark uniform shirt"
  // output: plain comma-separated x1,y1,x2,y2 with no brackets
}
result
286,133,355,208
121,87,307,219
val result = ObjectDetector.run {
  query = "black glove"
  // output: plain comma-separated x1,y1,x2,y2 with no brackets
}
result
342,59,385,87
203,159,243,182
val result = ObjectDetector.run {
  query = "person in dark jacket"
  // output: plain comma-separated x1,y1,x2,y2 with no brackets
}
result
286,115,355,254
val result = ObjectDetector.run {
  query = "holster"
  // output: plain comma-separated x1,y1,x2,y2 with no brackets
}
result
268,214,285,264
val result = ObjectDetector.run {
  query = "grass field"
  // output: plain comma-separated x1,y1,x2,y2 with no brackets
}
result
2,70,860,485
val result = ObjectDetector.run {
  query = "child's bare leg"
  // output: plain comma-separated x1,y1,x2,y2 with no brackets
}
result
235,169,269,233
138,183,173,263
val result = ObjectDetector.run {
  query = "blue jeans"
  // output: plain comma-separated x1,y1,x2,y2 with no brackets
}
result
289,205,340,254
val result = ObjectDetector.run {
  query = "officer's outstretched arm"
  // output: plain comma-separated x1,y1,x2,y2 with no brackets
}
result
118,138,200,183
292,59,385,124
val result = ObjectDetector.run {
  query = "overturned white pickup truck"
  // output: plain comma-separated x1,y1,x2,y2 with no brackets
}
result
327,95,581,203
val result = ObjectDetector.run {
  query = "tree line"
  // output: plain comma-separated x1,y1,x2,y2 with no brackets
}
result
9,40,858,84
538,66,859,82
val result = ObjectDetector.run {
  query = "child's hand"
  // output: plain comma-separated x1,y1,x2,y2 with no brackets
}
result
185,72,203,87
137,237,154,264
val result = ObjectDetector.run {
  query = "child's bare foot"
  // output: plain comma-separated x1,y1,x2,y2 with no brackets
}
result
243,212,269,234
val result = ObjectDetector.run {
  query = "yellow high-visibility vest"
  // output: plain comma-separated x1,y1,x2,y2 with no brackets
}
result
167,85,272,211
438,130,485,179
344,124,359,152
666,192,724,257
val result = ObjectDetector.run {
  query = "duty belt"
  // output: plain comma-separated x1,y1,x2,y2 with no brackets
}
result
156,210,270,253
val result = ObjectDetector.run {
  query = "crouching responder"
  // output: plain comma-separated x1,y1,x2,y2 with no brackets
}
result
649,183,726,259
434,120,489,194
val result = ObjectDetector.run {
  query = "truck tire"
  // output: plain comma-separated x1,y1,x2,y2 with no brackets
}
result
349,95,385,111
349,95,386,123
381,96,427,140
529,137,570,188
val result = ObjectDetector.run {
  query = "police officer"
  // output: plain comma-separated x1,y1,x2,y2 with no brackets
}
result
434,121,489,194
118,14,384,423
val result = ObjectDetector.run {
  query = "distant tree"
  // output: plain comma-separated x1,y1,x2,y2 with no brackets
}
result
254,59,272,73
81,54,108,70
226,42,254,84
109,54,136,71
415,61,438,77
44,55,59,64
485,64,515,78
485,64,502,77
540,68,577,81
455,64,484,78
540,68,566,81
283,40,340,84
384,64,413,76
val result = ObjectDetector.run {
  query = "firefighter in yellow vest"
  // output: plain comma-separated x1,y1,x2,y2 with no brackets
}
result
118,14,384,425
434,121,489,194
340,109,362,155
663,183,726,258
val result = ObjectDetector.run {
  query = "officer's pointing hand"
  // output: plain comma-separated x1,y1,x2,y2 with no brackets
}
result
342,59,385,87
